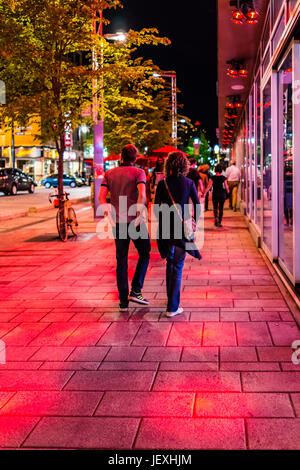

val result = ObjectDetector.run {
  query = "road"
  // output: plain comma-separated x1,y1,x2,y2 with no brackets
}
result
0,186,91,220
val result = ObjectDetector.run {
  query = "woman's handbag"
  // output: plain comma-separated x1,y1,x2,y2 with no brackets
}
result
164,180,196,242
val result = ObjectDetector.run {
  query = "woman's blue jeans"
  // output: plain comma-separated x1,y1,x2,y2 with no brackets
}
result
166,245,186,313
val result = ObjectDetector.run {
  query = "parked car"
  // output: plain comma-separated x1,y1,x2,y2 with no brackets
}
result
40,174,81,189
0,168,35,195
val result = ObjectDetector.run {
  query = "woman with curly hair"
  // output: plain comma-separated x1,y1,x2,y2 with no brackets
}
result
154,151,201,317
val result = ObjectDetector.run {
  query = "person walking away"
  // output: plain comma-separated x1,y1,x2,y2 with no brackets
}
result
150,157,165,202
225,160,241,211
99,144,151,312
205,164,230,227
199,164,212,211
187,158,204,197
155,152,201,318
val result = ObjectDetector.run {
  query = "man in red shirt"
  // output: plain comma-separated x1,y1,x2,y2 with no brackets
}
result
99,145,151,311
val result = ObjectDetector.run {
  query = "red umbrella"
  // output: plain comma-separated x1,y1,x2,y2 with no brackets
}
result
152,146,187,157
104,154,120,162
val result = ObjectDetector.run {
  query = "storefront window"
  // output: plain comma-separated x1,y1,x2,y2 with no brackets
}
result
272,12,286,53
278,50,293,275
272,0,284,25
256,74,262,228
262,79,272,250
288,0,297,17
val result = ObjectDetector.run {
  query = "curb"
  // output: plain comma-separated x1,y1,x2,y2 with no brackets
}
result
0,196,91,222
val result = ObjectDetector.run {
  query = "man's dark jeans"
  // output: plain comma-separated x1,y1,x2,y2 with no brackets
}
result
166,245,186,313
114,223,151,304
213,193,226,223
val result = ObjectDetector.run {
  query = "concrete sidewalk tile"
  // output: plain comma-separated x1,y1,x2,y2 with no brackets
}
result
28,323,81,347
236,322,272,346
142,347,181,362
0,370,73,391
65,370,156,391
100,362,158,371
291,394,300,417
0,417,40,448
23,417,140,449
132,323,171,347
0,362,42,370
0,391,102,416
105,347,145,362
247,418,300,449
2,323,50,346
97,322,142,346
203,323,236,346
189,311,219,321
195,392,294,417
220,311,250,321
249,311,281,321
0,392,14,409
167,323,203,347
159,362,218,371
242,372,300,392
221,362,280,371
257,347,294,362
152,371,241,392
5,346,39,362
95,391,194,417
134,418,246,449
29,346,74,362
181,347,218,362
62,322,111,346
220,347,257,362
268,322,300,346
40,362,99,371
67,346,109,362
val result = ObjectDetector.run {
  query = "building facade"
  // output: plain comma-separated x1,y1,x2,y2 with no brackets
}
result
218,0,300,287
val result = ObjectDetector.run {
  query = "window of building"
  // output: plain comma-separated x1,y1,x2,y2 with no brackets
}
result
288,0,297,17
278,50,293,275
256,73,262,229
262,79,272,251
272,0,285,26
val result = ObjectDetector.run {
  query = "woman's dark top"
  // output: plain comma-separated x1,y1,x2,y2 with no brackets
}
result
212,175,226,195
154,175,201,260
187,168,201,190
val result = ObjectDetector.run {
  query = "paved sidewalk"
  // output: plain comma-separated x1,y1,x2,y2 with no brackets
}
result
0,208,300,449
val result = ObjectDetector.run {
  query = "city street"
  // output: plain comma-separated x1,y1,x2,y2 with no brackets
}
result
0,187,91,221
0,206,300,449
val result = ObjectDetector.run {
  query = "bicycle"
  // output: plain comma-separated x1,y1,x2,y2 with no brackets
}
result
49,192,79,242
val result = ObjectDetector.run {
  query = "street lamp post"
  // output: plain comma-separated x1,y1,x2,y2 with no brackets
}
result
92,10,126,218
153,72,177,146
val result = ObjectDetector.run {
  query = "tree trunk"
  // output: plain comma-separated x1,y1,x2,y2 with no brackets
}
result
58,134,65,209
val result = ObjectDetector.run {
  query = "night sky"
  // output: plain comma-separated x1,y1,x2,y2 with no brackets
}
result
107,0,218,145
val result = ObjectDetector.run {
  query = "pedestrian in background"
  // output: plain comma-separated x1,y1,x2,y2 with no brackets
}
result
199,164,211,211
225,160,241,212
187,158,204,197
150,157,165,202
155,151,201,318
205,164,230,227
99,144,151,312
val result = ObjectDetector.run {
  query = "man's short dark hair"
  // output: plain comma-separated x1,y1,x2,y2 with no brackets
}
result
189,158,197,166
215,164,223,174
122,144,138,163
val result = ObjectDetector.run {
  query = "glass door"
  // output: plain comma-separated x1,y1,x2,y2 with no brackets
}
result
262,79,272,251
278,49,293,276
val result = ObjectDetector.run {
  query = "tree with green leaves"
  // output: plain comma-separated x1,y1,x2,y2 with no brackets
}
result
0,0,170,203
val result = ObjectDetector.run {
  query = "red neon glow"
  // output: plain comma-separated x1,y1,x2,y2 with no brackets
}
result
227,68,238,78
246,9,259,20
239,69,248,77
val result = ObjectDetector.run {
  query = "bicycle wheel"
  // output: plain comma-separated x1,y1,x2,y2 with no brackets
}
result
56,210,68,242
68,207,79,237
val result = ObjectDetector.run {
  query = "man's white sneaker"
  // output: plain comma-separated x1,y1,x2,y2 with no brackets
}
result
165,307,183,318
